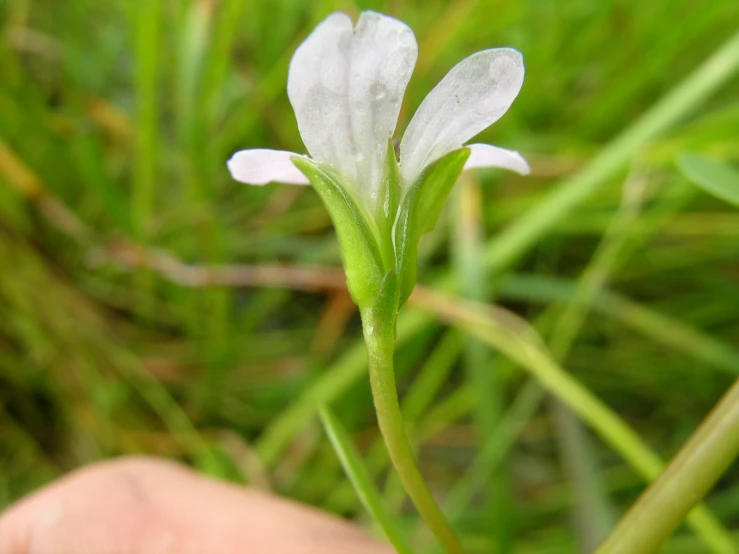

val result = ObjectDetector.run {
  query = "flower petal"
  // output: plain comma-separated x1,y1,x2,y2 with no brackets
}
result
287,11,418,208
463,143,530,175
400,48,524,185
227,149,310,185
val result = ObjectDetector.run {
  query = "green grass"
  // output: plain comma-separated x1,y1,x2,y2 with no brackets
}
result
1,0,739,552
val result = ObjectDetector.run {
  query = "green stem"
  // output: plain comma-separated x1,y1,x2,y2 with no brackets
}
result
596,378,739,554
362,310,464,554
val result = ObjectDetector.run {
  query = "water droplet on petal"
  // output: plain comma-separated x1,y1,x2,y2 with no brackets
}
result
369,83,390,103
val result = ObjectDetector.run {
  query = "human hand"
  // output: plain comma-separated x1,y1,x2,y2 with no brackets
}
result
0,456,394,554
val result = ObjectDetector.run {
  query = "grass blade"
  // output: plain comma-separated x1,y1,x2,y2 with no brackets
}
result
319,406,414,554
452,175,512,551
678,153,739,207
416,289,736,554
483,29,739,274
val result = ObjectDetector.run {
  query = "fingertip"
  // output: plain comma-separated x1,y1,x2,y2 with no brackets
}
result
0,493,41,554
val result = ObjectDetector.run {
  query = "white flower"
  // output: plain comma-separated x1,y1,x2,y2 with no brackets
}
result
228,11,529,213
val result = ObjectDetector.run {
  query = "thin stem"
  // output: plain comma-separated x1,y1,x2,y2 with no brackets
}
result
595,378,739,554
362,310,464,554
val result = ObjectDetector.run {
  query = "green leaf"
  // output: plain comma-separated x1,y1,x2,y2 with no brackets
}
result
292,157,385,309
394,149,470,306
319,405,414,554
677,153,739,207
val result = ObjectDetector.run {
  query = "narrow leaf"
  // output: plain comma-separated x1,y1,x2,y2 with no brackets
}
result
319,406,414,554
677,153,739,207
293,157,385,309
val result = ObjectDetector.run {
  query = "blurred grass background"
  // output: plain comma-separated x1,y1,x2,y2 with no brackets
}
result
1,0,739,552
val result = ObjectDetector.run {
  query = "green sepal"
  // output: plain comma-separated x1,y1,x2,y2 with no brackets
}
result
376,140,403,270
361,268,400,346
394,148,470,306
292,156,385,309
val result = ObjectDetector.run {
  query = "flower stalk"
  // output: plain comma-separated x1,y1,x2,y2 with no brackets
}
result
362,277,464,554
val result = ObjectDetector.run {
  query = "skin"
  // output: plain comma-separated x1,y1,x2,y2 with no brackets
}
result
0,456,393,554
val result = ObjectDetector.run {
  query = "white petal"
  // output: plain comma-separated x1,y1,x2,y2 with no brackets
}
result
227,149,310,185
287,11,417,208
400,48,524,185
464,143,530,175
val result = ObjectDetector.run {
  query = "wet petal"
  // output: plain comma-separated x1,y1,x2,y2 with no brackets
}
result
227,149,310,185
464,143,530,175
400,48,524,185
287,11,418,208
